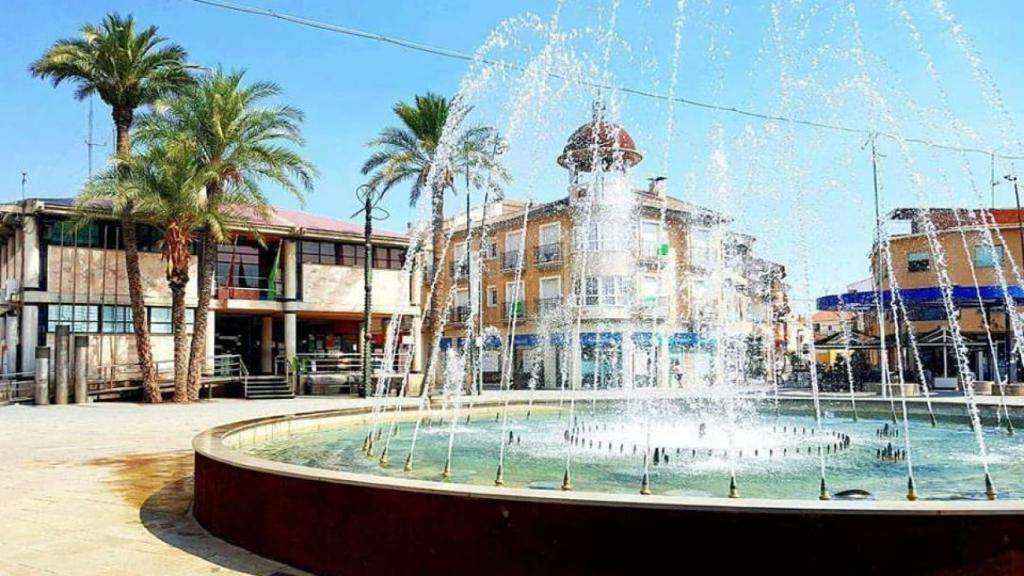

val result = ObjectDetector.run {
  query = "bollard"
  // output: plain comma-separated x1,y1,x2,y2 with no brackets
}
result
54,325,70,405
33,346,50,405
73,336,88,404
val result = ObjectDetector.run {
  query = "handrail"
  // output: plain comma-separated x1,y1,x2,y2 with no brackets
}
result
0,371,36,403
275,351,411,376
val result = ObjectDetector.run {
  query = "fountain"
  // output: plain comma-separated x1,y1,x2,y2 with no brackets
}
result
194,2,1024,573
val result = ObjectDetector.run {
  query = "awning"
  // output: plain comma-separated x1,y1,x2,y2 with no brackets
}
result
817,285,1024,312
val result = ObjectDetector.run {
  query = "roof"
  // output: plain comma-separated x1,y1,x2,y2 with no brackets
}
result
20,197,406,240
812,310,854,323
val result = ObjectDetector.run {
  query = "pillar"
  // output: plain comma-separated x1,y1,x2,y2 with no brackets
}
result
284,312,297,393
621,334,635,389
74,335,88,404
33,346,49,405
204,310,216,373
1008,313,1018,383
53,325,69,404
22,214,40,289
283,240,297,301
261,316,274,374
5,314,17,374
659,335,671,388
20,305,37,373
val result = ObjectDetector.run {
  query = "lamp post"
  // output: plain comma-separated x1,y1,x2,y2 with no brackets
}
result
353,184,389,398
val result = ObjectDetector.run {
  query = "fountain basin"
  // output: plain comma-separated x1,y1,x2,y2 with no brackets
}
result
194,399,1024,575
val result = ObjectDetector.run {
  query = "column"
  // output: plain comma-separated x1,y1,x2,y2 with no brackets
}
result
283,239,297,301
204,310,215,373
261,316,274,374
22,214,40,289
20,305,38,373
284,313,297,367
53,325,69,404
33,346,49,405
74,335,88,404
659,335,671,388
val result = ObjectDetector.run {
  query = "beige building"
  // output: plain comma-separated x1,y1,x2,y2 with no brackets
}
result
817,208,1024,389
0,198,419,398
423,112,788,390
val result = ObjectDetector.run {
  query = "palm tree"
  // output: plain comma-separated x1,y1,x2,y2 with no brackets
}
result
136,69,316,400
81,146,215,402
31,13,194,403
361,93,508,394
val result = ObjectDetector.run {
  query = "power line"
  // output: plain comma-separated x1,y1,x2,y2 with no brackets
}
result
189,0,1024,161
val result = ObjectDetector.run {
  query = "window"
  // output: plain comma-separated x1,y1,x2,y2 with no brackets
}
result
578,276,631,306
582,277,599,306
373,247,405,270
301,241,336,265
907,251,930,273
46,304,98,333
539,223,561,246
505,280,525,316
975,245,1004,268
148,307,194,334
505,231,524,254
481,240,498,259
640,221,663,258
339,244,366,266
101,306,133,333
486,286,498,307
641,274,660,307
217,243,261,289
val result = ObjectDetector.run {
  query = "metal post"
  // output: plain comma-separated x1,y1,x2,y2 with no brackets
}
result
54,325,70,404
74,335,88,404
33,346,49,405
361,187,374,398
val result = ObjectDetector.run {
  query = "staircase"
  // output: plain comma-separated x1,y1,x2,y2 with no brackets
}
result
244,375,294,400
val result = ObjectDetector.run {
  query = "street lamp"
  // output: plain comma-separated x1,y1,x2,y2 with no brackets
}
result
353,184,389,398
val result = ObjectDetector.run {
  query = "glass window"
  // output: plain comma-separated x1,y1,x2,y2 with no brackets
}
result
148,307,194,334
339,244,366,267
539,223,560,246
486,286,498,307
975,245,1004,268
47,304,99,333
101,305,133,333
907,251,930,272
373,247,405,270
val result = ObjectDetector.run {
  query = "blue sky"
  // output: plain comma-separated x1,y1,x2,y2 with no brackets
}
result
2,1,1023,306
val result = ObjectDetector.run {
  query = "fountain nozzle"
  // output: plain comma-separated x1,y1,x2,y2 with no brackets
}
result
378,446,389,466
403,453,413,472
985,473,997,500
494,463,505,486
907,476,919,501
819,477,831,501
441,457,452,479
561,468,573,491
640,471,651,495
728,476,739,499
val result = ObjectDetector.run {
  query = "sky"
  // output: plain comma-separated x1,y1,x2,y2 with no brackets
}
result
2,0,1023,309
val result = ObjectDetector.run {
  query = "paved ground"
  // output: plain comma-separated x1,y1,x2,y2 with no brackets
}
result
2,388,1020,575
0,397,375,576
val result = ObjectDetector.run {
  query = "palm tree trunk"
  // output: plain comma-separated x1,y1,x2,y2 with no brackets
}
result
419,186,445,397
170,280,188,403
113,105,161,403
186,230,216,400
122,215,160,402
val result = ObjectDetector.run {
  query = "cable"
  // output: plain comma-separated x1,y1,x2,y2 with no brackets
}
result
188,0,1024,161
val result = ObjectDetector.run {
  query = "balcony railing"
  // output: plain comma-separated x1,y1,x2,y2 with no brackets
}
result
639,242,667,263
534,243,562,266
535,297,562,316
216,275,283,301
501,300,527,319
501,250,524,272
451,305,471,324
450,257,470,279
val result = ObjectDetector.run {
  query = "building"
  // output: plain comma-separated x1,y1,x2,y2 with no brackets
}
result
423,109,788,391
816,207,1024,389
0,198,420,396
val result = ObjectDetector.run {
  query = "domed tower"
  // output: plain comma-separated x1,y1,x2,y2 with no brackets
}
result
558,101,642,182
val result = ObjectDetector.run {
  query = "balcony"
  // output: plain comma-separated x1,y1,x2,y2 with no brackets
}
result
450,257,470,280
535,297,562,316
501,250,524,273
534,243,562,267
450,305,471,324
216,275,282,301
639,242,668,265
501,300,527,320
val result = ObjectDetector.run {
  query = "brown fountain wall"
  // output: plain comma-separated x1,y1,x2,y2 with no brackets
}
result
194,450,1024,576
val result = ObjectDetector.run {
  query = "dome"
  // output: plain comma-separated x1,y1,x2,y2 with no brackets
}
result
557,106,643,172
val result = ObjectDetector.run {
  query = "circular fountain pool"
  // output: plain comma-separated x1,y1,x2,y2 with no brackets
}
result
194,398,1024,575
241,398,1024,501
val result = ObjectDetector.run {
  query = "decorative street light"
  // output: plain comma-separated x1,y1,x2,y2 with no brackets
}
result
353,184,389,398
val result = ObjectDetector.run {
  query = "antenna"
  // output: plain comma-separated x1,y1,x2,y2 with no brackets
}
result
84,96,107,178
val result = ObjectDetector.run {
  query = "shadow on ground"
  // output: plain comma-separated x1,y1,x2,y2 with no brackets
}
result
89,451,306,576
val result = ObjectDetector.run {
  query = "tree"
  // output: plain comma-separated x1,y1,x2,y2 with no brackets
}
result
136,69,315,399
361,93,508,394
31,13,194,403
81,146,207,401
